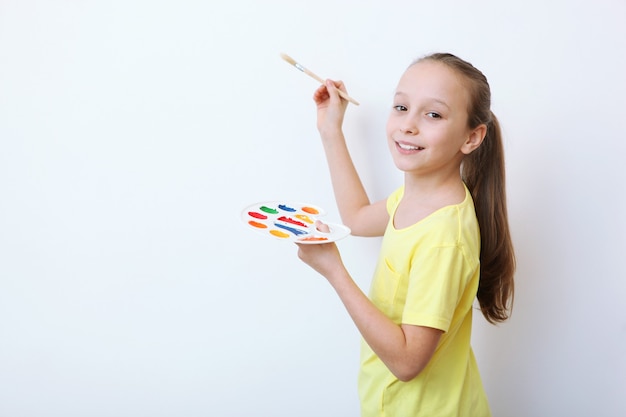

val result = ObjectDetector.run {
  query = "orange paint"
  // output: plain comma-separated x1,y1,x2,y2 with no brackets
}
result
270,229,290,238
248,220,267,229
301,206,319,215
299,236,328,242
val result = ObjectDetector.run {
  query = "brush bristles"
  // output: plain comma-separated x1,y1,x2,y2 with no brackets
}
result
280,53,297,66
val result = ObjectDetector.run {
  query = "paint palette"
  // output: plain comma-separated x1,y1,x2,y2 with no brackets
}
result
241,201,351,244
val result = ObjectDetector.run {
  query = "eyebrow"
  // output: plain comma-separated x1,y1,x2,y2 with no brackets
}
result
394,92,450,110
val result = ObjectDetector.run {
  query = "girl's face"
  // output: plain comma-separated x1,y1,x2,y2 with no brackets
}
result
386,60,483,179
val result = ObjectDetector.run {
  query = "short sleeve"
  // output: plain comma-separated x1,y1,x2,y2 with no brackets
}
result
401,244,473,332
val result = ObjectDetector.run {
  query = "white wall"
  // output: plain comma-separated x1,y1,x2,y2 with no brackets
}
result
1,1,624,416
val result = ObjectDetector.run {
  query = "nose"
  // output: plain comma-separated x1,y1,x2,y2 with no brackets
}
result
399,115,419,135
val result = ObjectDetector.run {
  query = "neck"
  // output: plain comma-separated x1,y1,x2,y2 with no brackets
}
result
402,170,466,206
392,169,467,229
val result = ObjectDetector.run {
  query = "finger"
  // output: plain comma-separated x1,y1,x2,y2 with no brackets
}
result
315,220,331,233
324,79,342,103
326,79,351,106
333,80,348,94
313,84,330,104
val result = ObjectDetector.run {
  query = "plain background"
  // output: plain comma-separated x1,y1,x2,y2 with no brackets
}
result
1,1,625,416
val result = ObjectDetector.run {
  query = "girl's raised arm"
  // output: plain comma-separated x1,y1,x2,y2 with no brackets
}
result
314,80,388,237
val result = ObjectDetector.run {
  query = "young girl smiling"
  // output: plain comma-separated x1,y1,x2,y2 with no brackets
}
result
296,53,515,417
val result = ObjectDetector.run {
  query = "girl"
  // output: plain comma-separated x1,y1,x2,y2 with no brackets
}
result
296,53,515,417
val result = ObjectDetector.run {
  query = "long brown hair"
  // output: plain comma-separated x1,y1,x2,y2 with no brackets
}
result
414,53,516,324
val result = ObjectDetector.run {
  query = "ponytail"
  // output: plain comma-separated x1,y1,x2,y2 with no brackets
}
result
462,112,515,323
416,53,516,323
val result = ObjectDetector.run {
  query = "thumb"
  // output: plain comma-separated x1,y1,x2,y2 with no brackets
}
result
315,220,331,233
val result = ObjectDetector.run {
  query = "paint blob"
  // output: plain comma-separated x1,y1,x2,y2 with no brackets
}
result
301,206,319,215
248,211,268,220
295,214,314,224
298,236,329,242
248,220,267,229
274,223,308,236
278,204,296,212
270,230,290,238
277,216,307,227
260,206,279,214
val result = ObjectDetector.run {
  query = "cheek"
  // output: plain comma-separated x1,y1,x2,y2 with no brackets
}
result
386,118,401,143
385,118,394,135
385,122,397,146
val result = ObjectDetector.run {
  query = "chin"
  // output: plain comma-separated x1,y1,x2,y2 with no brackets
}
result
391,159,420,174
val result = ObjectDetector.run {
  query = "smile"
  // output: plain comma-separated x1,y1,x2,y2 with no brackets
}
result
396,141,424,151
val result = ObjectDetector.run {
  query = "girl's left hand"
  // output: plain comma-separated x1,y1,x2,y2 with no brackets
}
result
296,221,345,281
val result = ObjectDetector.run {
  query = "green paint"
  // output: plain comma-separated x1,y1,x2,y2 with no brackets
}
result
260,205,279,214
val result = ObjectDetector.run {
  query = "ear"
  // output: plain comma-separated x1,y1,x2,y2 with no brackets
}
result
460,124,487,155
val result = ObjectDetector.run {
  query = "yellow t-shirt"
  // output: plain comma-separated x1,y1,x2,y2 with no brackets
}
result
358,184,491,417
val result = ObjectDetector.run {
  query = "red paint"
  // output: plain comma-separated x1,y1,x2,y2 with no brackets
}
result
277,216,307,227
248,211,267,220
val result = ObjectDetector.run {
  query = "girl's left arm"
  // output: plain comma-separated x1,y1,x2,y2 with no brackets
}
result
297,240,442,382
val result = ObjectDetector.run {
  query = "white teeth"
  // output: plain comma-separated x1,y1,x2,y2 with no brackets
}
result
398,143,421,150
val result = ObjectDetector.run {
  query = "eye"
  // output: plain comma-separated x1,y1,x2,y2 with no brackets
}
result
393,105,408,112
426,112,441,119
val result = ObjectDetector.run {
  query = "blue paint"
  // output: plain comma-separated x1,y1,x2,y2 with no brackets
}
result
274,222,308,236
278,204,296,212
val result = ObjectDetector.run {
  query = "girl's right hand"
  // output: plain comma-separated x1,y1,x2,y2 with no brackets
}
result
313,79,349,138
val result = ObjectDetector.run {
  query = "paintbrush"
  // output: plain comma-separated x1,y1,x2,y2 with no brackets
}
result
280,53,360,106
